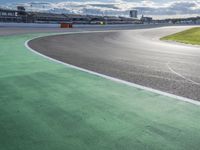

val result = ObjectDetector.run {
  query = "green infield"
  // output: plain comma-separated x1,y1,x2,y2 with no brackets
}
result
0,33,200,150
161,27,200,45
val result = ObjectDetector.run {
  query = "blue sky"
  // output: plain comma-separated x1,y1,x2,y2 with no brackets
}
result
0,0,199,19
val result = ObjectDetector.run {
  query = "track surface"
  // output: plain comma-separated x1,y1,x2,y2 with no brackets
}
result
1,25,200,150
0,24,170,36
29,26,200,101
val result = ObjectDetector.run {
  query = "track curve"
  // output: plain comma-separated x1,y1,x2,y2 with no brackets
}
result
28,26,200,101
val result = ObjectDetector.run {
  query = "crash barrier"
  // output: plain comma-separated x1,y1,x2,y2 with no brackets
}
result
60,23,73,28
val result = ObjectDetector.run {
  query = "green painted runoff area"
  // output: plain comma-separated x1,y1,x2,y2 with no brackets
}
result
0,33,200,150
161,27,200,45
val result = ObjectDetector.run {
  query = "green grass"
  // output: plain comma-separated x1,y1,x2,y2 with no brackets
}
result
1,33,200,150
161,27,200,45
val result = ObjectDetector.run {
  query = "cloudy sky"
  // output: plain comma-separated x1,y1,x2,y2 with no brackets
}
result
0,0,199,19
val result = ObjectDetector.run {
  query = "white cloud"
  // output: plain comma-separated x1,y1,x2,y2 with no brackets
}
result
4,0,200,19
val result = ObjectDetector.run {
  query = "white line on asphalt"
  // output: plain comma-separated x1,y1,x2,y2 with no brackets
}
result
166,62,200,86
24,31,200,106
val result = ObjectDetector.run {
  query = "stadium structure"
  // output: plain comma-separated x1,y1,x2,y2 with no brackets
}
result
0,6,141,24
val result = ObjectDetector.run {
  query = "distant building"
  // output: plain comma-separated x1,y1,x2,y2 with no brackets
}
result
119,17,142,24
17,6,25,12
17,6,26,16
130,10,137,18
0,8,21,22
141,15,153,24
30,12,71,24
0,6,154,25
90,16,105,24
67,14,90,24
104,16,121,24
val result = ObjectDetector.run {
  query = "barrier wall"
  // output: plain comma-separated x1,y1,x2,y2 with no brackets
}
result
0,23,60,28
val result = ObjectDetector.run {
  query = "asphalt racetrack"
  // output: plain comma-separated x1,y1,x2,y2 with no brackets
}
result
29,26,200,101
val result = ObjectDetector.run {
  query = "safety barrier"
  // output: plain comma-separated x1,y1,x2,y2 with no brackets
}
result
60,23,73,28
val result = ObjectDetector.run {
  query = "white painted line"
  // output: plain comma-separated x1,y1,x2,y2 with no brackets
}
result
25,31,200,106
166,62,200,86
